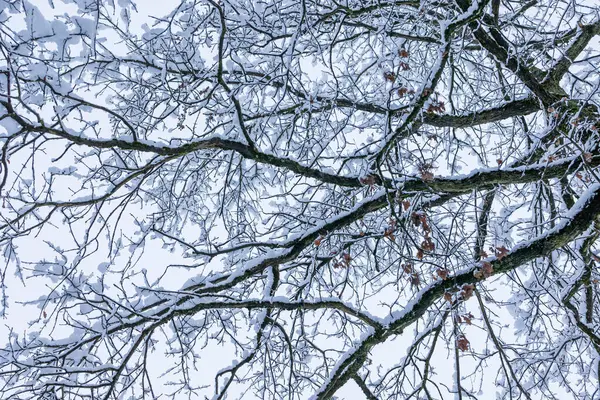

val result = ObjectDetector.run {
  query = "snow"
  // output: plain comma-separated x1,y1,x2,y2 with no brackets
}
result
21,1,52,39
0,117,20,135
0,1,597,399
97,262,110,273
510,183,600,254
72,16,96,39
310,327,376,399
47,166,77,175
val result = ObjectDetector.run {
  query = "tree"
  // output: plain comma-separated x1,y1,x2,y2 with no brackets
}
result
0,0,599,398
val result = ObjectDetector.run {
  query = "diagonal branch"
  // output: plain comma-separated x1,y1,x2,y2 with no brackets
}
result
545,20,600,85
313,183,600,398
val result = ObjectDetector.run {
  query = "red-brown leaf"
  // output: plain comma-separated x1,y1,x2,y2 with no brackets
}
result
461,284,475,300
457,335,470,351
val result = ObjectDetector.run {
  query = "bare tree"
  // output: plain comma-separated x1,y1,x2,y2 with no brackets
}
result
0,0,599,398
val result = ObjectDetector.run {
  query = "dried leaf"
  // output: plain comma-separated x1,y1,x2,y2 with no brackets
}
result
457,335,470,352
410,272,420,286
402,199,411,211
481,261,493,278
461,284,475,300
383,71,396,82
495,246,509,260
384,228,396,241
421,170,434,181
436,268,448,280
342,252,352,266
359,175,377,186
421,237,435,251
416,248,424,260
426,101,445,114
412,212,422,227
463,314,472,325
444,292,453,303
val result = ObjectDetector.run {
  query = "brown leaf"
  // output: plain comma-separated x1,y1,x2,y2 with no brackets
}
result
426,101,445,114
457,335,470,352
495,246,509,260
461,284,475,300
410,272,421,286
444,292,453,303
342,252,352,266
420,215,430,233
481,261,494,278
411,212,422,227
421,170,434,182
421,237,435,251
416,248,424,260
383,71,396,82
436,268,449,280
384,228,396,242
463,313,473,325
402,200,411,211
359,175,377,186
399,48,409,58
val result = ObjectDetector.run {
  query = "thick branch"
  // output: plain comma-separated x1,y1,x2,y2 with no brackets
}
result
545,20,600,85
314,184,600,398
